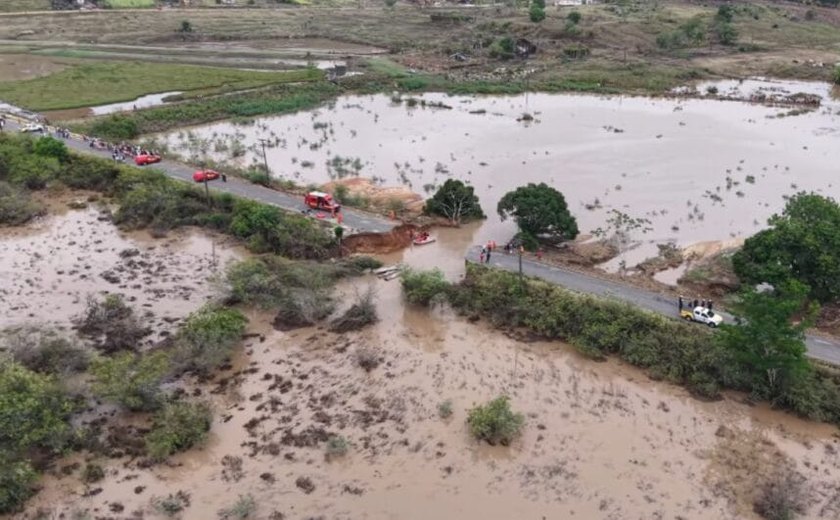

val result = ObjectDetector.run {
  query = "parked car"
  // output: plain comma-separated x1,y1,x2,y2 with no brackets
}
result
193,169,221,183
680,306,723,328
20,123,45,133
134,154,161,166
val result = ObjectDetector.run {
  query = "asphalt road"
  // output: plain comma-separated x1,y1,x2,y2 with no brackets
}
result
3,119,396,234
4,118,839,365
467,246,840,366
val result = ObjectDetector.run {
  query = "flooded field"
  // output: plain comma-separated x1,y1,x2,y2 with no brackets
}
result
161,78,840,267
0,205,242,339
21,276,840,519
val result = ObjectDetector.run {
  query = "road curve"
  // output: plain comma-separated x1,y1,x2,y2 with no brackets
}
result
466,246,840,366
2,119,396,234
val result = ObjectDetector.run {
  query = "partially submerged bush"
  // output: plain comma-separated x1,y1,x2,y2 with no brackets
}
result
75,294,149,353
325,436,349,459
218,494,257,520
0,359,74,454
145,401,212,461
329,288,378,333
222,257,338,309
1,327,88,375
753,471,807,520
437,399,453,419
467,396,524,446
342,255,383,273
0,457,38,515
400,268,449,305
0,181,44,226
90,351,169,411
173,306,247,374
273,290,335,330
152,491,191,517
81,463,105,483
355,347,381,372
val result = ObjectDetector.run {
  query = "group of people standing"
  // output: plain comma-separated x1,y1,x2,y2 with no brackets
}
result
678,295,714,311
479,240,497,263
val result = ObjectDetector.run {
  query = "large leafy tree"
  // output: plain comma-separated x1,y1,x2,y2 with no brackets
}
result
732,193,840,303
424,179,485,224
715,280,816,398
497,183,579,242
0,359,74,454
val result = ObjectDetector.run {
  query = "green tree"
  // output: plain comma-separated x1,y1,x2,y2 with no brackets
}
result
91,351,170,411
0,457,38,514
497,183,579,243
715,22,738,45
732,193,840,303
833,66,840,85
567,10,582,24
173,306,247,374
715,280,816,398
33,137,68,162
0,360,74,454
529,5,546,22
424,179,485,224
145,401,212,461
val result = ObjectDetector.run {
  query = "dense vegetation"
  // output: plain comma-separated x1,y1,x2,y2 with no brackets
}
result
424,179,485,224
0,133,334,258
402,265,840,425
497,183,579,248
733,193,840,303
467,396,524,446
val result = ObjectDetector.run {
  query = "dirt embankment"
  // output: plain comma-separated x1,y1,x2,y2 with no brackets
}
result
324,177,425,217
343,223,421,254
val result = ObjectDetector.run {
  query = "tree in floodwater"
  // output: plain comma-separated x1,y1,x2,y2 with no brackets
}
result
497,183,578,245
424,179,485,225
732,193,840,304
715,280,816,398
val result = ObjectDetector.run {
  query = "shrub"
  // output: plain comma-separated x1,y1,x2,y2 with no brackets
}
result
400,268,449,305
33,137,68,162
529,5,546,23
173,306,247,374
75,295,149,354
218,494,257,520
329,288,378,333
834,66,840,85
81,463,104,483
0,457,38,515
0,359,74,454
716,22,738,46
355,347,381,372
90,351,170,411
61,154,123,191
489,37,515,60
0,181,43,225
567,10,582,24
467,396,524,445
145,401,212,461
153,491,191,517
437,399,453,418
8,154,59,190
753,472,807,520
325,436,348,459
88,115,139,140
343,255,383,272
2,328,88,375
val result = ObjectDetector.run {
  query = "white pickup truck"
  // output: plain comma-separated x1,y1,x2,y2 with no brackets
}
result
680,306,723,327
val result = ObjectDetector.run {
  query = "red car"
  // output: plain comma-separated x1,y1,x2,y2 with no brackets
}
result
134,154,161,166
304,191,340,212
193,169,221,183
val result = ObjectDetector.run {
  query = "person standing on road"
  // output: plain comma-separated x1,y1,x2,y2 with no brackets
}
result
486,247,491,264
678,295,684,311
479,247,486,264
0,117,6,131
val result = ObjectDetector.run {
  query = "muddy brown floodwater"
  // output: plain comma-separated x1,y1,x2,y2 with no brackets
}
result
0,206,243,339
21,276,840,520
161,78,840,270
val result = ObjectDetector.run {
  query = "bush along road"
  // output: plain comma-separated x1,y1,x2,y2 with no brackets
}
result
3,118,396,235
5,117,840,365
465,246,840,366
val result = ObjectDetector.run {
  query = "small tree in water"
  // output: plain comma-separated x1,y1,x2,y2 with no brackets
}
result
497,183,578,247
424,179,485,225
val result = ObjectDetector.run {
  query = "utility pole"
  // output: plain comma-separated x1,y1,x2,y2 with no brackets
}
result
518,246,524,294
257,138,270,179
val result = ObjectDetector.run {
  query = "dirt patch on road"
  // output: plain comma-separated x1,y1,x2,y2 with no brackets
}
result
343,223,419,254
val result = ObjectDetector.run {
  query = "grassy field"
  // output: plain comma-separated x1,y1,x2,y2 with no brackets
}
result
0,0,49,12
0,61,322,110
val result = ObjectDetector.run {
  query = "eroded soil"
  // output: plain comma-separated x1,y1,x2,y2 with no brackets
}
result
20,278,840,520
0,205,242,339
